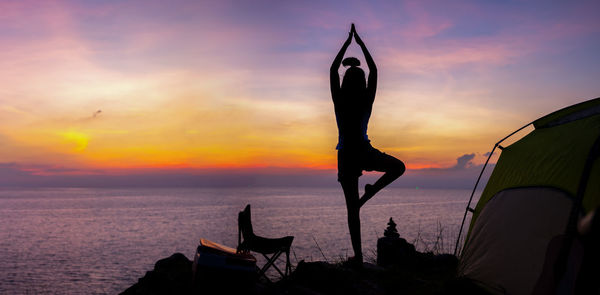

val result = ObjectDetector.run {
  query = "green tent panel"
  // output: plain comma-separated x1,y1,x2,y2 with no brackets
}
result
470,109,600,232
459,97,600,295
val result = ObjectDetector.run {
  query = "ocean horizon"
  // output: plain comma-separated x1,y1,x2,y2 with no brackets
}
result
0,186,479,294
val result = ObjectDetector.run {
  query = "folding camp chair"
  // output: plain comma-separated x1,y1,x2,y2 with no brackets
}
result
237,204,294,281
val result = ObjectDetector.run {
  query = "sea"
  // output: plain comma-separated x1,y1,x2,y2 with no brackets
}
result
0,187,479,294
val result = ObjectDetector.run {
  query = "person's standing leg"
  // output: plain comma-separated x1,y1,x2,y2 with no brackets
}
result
340,176,362,263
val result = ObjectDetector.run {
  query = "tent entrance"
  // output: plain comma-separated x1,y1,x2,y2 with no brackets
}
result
459,187,573,295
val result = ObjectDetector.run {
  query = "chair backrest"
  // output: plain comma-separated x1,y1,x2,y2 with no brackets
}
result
238,205,255,246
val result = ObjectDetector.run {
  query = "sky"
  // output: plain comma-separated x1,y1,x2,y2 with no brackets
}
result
1,0,599,187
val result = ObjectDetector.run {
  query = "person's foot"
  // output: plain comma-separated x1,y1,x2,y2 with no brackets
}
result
359,184,376,207
347,255,363,268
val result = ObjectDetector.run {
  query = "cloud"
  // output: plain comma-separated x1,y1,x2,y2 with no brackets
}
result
454,153,475,169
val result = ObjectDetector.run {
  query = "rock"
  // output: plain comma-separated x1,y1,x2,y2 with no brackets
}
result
377,236,416,267
121,252,262,295
282,260,386,295
122,251,462,295
383,218,400,238
432,254,458,269
377,217,418,267
120,253,193,295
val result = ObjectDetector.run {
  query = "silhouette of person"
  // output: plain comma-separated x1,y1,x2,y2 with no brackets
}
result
330,24,405,264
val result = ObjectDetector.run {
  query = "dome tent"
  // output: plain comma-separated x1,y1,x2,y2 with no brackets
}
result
456,97,600,294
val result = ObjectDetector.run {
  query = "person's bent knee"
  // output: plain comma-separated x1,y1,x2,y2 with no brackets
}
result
390,160,406,177
397,160,406,175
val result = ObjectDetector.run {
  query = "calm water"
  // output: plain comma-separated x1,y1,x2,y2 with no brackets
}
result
0,187,477,294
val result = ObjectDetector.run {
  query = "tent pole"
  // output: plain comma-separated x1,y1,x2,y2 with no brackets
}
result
454,122,533,257
454,145,496,256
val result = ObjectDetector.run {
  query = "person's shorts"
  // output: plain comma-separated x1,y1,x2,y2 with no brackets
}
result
337,143,404,182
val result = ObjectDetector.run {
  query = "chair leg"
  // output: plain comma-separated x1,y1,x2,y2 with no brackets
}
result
254,264,270,283
257,251,289,282
255,249,294,281
257,258,273,283
262,252,286,278
285,250,291,277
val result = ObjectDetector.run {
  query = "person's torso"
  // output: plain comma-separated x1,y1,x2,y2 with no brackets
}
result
333,93,373,149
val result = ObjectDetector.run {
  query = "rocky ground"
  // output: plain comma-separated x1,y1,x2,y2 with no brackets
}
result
120,249,489,294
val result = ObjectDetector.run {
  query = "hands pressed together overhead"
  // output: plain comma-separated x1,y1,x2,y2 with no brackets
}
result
348,23,364,46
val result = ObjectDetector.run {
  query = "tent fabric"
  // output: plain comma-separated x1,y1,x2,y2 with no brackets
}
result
583,157,600,212
467,110,600,240
533,97,600,129
459,97,600,294
460,187,573,295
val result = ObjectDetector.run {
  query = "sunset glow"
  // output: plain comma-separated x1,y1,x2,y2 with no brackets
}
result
1,0,599,185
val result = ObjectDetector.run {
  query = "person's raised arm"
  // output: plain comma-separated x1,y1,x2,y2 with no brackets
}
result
330,29,353,99
353,27,377,99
